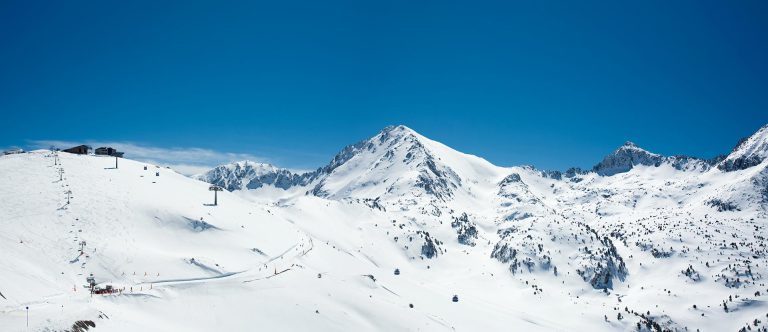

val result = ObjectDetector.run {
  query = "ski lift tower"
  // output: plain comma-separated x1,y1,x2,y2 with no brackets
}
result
209,185,223,206
86,274,96,292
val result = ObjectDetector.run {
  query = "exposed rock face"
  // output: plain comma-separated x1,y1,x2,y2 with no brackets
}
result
418,231,441,259
719,125,768,172
719,155,764,172
491,220,627,290
490,226,556,277
706,199,740,212
681,265,701,282
574,225,628,289
753,166,768,204
592,141,712,176
196,161,314,191
451,213,478,246
592,142,666,176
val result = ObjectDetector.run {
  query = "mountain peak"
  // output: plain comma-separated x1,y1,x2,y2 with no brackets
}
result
228,160,277,171
309,124,460,200
304,123,507,201
593,141,664,176
381,124,412,134
615,141,654,154
621,141,638,148
378,125,419,143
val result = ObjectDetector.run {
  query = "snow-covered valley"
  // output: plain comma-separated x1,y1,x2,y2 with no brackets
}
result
3,124,768,331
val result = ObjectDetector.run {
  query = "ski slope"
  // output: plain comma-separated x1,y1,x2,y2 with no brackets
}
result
3,124,768,331
1,151,585,331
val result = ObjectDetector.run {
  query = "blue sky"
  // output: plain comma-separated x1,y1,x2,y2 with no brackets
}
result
2,1,767,174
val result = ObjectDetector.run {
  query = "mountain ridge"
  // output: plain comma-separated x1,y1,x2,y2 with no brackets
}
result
200,123,768,193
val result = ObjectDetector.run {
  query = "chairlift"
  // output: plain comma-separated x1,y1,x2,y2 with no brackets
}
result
86,274,96,289
209,185,223,205
394,268,400,275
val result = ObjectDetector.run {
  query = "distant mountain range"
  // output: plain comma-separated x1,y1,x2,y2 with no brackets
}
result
198,124,768,193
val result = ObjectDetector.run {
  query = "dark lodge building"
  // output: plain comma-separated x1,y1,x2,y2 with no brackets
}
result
62,145,91,155
95,147,124,157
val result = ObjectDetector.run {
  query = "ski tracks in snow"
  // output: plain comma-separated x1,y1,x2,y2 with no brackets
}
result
131,231,315,289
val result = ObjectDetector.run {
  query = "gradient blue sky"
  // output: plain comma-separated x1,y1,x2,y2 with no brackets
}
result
2,0,767,173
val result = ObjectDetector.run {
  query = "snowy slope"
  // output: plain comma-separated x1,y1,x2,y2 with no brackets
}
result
0,151,581,332
4,123,768,332
210,124,768,332
0,151,306,330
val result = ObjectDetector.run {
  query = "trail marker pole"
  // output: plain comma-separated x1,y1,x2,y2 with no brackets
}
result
25,306,28,328
115,156,118,169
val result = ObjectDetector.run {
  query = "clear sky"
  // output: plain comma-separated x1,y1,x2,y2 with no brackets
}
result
2,1,767,174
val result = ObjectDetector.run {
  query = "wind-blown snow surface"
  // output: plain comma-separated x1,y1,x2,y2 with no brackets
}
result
4,124,768,332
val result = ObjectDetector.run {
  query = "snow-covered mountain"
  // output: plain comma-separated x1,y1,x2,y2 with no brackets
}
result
305,125,507,208
201,125,506,201
195,160,312,191
591,141,711,176
4,124,768,332
719,124,768,171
